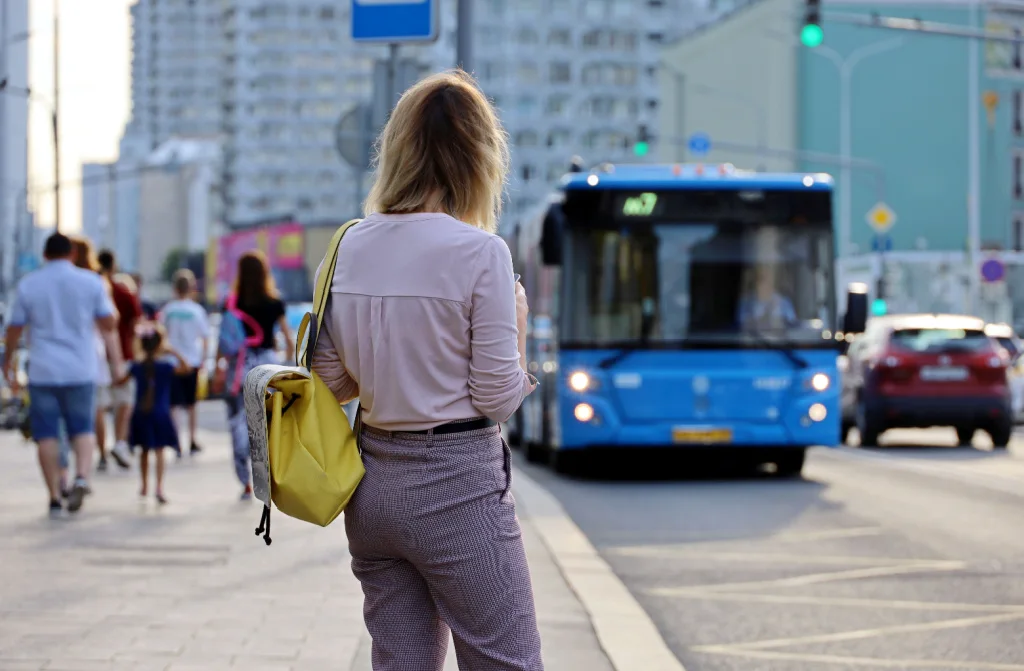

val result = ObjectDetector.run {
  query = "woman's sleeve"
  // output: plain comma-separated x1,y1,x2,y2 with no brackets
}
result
310,304,358,404
467,236,537,423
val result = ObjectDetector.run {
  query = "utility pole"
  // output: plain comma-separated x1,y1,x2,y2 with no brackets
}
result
456,0,472,72
1,0,9,296
52,0,61,232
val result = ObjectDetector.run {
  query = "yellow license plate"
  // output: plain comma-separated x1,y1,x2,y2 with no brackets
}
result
672,427,733,444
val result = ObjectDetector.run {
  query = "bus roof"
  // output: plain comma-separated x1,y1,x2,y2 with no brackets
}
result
560,164,834,192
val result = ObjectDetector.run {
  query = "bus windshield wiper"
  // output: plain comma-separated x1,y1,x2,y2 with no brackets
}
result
598,309,656,370
745,328,808,369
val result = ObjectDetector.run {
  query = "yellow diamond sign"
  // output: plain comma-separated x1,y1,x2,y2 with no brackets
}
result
866,202,896,233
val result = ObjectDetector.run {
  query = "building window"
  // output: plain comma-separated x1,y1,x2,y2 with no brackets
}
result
515,130,539,146
548,28,571,46
549,62,571,84
1015,214,1024,251
1016,151,1024,199
1015,91,1023,136
1016,27,1023,70
546,95,571,116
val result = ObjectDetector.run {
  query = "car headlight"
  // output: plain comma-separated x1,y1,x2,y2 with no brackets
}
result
810,373,830,392
568,371,591,392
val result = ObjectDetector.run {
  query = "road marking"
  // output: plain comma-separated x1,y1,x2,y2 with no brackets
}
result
673,561,965,593
818,447,1024,497
647,588,1024,614
512,471,686,671
693,611,1024,652
771,526,886,541
691,648,1024,670
610,548,950,568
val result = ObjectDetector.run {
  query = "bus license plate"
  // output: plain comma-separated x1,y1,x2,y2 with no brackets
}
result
672,427,733,444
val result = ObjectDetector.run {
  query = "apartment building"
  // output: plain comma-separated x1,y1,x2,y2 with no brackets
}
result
114,0,714,241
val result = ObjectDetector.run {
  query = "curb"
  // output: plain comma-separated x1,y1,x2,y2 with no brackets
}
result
512,469,686,671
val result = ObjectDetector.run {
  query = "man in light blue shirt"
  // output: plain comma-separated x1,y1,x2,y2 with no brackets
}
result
2,233,122,516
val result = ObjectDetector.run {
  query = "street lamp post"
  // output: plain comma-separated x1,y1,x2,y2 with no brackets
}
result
811,38,904,260
657,63,770,167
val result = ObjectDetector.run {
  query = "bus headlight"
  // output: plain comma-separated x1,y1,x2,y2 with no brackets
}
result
568,371,591,392
574,403,595,423
810,373,830,392
808,403,827,422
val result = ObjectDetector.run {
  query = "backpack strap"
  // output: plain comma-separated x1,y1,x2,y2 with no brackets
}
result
296,218,361,369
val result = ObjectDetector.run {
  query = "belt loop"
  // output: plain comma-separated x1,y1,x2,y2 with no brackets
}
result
426,427,435,446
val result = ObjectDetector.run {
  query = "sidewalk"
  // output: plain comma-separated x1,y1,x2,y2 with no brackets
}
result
0,427,613,671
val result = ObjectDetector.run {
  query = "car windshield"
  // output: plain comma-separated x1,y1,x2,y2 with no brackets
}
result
995,336,1019,357
890,328,991,353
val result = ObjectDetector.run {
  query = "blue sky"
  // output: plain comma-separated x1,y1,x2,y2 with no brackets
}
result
28,0,132,233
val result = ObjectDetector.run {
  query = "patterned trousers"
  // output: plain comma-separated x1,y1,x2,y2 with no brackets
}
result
346,423,544,671
225,348,280,487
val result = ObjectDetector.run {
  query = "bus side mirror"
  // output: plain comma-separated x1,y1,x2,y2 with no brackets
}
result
843,289,868,334
540,204,564,266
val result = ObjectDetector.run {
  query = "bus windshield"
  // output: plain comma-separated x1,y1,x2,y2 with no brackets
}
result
561,189,835,348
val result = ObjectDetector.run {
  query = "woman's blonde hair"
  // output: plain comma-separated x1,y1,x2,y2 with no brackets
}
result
364,69,510,234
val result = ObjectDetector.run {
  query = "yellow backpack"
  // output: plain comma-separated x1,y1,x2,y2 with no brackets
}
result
243,218,365,545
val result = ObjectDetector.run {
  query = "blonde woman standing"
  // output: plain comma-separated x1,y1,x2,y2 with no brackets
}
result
311,71,542,670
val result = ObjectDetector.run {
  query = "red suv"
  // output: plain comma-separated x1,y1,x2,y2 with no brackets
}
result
841,314,1012,448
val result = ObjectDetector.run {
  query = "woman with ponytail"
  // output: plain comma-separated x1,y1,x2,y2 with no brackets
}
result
118,325,189,504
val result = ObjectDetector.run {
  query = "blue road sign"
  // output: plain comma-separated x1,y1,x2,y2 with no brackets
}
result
981,258,1005,283
871,235,892,252
352,0,438,43
688,132,711,156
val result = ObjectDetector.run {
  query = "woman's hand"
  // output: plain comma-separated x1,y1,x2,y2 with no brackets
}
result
515,281,529,331
515,282,529,373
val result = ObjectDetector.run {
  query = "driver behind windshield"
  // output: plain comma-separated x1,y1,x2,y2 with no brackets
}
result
736,265,797,331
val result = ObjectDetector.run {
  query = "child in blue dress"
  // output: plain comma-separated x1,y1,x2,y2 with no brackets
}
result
119,326,189,504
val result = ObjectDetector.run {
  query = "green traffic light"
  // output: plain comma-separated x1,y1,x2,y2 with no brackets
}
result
633,141,649,157
801,23,823,47
870,298,887,316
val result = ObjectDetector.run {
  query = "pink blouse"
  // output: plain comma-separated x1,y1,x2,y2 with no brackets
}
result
310,212,537,431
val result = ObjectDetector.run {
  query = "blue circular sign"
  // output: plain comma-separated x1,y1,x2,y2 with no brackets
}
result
688,132,711,156
981,258,1005,283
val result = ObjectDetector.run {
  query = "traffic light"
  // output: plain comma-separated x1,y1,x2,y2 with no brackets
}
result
634,124,650,157
801,0,823,47
871,298,888,316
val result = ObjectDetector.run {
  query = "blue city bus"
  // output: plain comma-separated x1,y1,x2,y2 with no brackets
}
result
508,163,840,476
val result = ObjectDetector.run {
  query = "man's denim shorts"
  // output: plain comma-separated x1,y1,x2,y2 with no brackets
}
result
28,384,96,441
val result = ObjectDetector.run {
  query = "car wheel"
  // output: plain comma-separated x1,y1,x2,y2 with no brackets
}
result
775,450,806,478
988,421,1012,449
956,426,975,447
524,441,549,464
856,398,883,447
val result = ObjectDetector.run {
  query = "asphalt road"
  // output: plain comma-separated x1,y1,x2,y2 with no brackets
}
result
196,398,1024,670
515,429,1024,671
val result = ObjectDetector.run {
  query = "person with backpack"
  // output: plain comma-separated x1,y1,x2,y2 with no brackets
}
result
214,251,293,500
309,71,542,670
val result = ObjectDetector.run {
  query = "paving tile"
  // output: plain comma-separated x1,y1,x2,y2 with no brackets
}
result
1,428,611,671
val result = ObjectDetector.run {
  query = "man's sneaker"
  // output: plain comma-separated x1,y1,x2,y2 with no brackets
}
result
67,477,89,513
110,442,132,469
240,485,253,501
97,457,108,472
48,500,62,518
190,442,202,455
